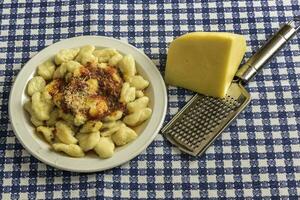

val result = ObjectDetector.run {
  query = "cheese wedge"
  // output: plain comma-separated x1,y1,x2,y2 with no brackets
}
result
165,32,246,98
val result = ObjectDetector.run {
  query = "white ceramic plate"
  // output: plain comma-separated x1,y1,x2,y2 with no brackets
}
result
9,36,167,172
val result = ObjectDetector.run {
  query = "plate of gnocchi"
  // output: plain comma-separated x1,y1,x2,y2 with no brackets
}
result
9,36,167,172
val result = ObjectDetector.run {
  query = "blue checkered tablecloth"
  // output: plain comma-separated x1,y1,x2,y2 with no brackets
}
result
0,0,300,199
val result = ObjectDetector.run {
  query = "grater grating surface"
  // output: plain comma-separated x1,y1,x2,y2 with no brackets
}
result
162,82,250,156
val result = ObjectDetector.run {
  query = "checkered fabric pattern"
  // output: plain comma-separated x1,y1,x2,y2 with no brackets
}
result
0,0,299,199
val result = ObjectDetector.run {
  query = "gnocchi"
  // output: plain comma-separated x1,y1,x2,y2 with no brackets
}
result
135,90,144,98
46,109,59,126
101,121,118,130
77,131,101,152
108,53,123,66
128,75,149,90
52,143,85,157
120,82,136,103
55,121,78,144
55,48,80,65
31,91,53,121
103,110,123,122
53,63,67,79
37,60,56,80
112,125,137,146
123,108,152,127
74,113,87,126
76,45,97,65
93,48,118,63
58,110,75,126
25,46,152,159
127,96,149,113
24,101,44,127
65,60,82,73
94,137,115,159
27,76,46,96
81,53,98,66
80,121,102,133
37,126,54,143
118,55,136,80
101,121,124,137
30,116,44,127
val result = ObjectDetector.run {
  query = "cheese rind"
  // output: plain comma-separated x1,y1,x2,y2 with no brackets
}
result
165,32,246,98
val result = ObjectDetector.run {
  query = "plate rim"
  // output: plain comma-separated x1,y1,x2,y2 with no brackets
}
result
9,35,168,172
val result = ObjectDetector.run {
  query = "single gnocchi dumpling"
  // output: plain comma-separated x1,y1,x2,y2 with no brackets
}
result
79,121,102,134
123,108,152,127
74,113,87,126
98,62,108,69
37,126,54,143
108,53,123,66
112,125,137,146
23,100,34,115
65,60,82,73
52,143,85,157
54,48,80,65
135,90,144,98
64,72,73,82
119,82,136,103
58,110,75,126
103,110,123,122
94,137,115,159
113,73,122,84
101,120,117,130
127,96,149,113
128,75,149,90
78,45,95,54
41,89,52,102
27,76,46,96
31,91,53,121
46,109,59,126
87,96,109,118
37,59,56,80
81,53,98,66
80,53,98,66
100,121,124,137
55,121,78,144
24,101,44,127
118,55,136,80
86,79,99,94
52,93,64,109
54,61,81,79
76,131,101,152
93,48,118,63
76,45,97,65
45,79,63,96
31,116,44,127
53,63,67,79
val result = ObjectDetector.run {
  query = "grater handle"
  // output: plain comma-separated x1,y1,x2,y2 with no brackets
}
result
235,20,299,83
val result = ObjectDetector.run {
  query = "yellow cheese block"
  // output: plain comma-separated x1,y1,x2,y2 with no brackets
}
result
165,32,246,98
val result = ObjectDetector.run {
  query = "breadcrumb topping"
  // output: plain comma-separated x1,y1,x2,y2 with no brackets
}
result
47,63,125,120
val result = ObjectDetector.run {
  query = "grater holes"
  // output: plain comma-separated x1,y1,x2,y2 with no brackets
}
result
163,89,250,156
170,131,178,137
167,94,242,149
191,127,197,133
182,119,190,125
192,136,204,146
184,127,190,133
187,117,194,122
190,140,200,147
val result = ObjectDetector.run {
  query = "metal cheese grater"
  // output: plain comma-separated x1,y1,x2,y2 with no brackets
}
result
162,20,299,156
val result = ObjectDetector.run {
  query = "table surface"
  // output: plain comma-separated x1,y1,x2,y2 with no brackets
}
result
1,0,300,199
